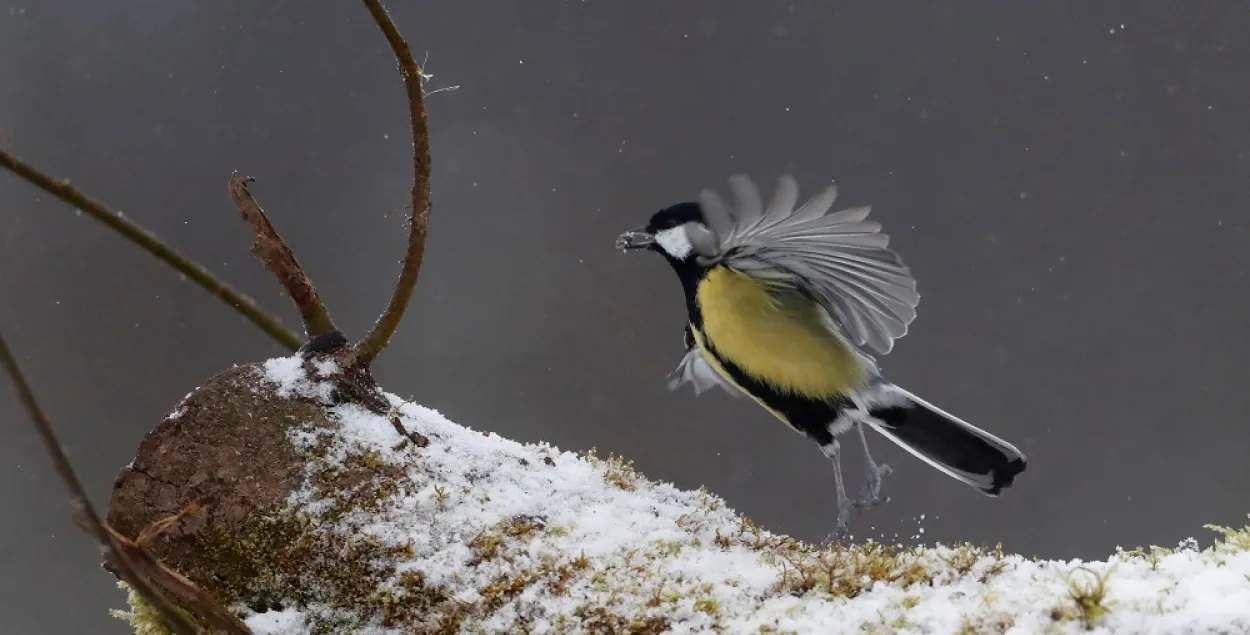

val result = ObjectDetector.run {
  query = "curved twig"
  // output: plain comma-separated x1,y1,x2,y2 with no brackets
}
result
0,149,304,352
0,332,253,635
354,0,433,366
227,173,338,340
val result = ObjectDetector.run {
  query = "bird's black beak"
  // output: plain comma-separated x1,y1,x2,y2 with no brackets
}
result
615,227,654,251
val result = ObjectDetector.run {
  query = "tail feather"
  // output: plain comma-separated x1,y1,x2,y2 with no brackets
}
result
859,382,1027,496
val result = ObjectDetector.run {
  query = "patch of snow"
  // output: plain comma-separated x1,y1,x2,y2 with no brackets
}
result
261,355,334,403
310,358,340,378
244,608,308,635
240,355,1250,634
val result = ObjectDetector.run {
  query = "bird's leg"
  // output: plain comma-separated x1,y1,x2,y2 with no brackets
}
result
818,439,854,545
852,421,893,509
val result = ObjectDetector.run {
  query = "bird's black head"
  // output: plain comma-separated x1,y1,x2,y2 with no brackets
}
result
615,202,720,266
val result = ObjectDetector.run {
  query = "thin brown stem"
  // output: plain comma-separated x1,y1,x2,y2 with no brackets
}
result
136,500,205,549
354,0,433,366
107,526,252,635
0,333,216,635
0,149,303,352
227,173,338,340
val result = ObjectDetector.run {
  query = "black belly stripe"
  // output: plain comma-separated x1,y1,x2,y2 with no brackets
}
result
697,331,850,446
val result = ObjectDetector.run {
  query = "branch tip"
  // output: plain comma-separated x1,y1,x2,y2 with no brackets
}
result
227,172,338,341
353,0,434,366
0,146,303,352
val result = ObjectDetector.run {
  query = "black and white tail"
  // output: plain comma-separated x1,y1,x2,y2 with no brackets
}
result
859,382,1027,496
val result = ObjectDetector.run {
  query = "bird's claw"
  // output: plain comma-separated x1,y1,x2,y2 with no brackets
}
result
820,532,845,548
824,462,894,546
854,462,893,509
820,491,856,547
821,515,851,548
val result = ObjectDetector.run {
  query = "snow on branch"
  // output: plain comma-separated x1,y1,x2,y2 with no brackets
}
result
109,355,1250,635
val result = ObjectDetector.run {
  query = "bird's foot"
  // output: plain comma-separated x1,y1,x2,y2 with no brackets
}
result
819,490,856,547
820,529,846,548
854,462,894,509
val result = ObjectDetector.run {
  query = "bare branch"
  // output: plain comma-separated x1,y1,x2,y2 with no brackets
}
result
0,148,303,352
227,173,338,340
354,0,433,366
0,332,219,635
106,526,252,635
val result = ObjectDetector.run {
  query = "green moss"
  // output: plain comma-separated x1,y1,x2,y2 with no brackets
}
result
694,596,719,615
1055,518,1250,632
197,510,454,633
1206,514,1250,553
1051,566,1113,631
580,447,641,491
651,538,685,558
468,514,546,564
1115,544,1173,570
573,606,670,634
109,582,180,635
301,440,410,524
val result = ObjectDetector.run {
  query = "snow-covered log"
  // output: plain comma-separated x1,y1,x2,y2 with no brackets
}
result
107,354,1250,635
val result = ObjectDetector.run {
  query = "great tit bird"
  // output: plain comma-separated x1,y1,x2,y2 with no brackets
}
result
616,174,1027,540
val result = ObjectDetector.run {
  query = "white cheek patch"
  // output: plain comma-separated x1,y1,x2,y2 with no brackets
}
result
654,226,694,259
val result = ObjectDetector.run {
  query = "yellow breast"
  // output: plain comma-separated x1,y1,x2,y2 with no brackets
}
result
695,266,866,399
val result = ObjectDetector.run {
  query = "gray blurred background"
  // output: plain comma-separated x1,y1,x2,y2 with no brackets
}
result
3,1,1249,632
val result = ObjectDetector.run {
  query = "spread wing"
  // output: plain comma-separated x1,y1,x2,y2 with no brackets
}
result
667,348,740,396
696,174,920,356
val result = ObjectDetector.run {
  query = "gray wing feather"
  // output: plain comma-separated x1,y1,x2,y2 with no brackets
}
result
667,348,740,397
699,174,920,356
698,189,735,250
728,175,764,227
790,180,839,224
765,175,800,227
